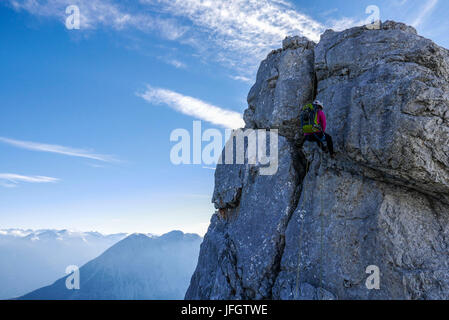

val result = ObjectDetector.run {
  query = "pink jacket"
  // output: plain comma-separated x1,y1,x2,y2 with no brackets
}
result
304,109,326,135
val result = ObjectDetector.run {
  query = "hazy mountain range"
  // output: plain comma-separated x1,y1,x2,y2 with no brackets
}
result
19,231,202,300
0,229,127,299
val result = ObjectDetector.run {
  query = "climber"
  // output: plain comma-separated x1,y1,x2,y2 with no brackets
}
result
301,100,335,158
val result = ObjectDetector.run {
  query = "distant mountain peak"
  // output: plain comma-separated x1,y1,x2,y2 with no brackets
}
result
19,230,203,300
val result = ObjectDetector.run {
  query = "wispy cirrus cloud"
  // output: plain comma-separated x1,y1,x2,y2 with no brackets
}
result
6,0,325,79
0,173,59,188
161,57,187,69
7,0,187,40
0,137,117,162
230,75,253,84
166,59,186,69
137,86,244,129
411,0,438,27
142,0,324,77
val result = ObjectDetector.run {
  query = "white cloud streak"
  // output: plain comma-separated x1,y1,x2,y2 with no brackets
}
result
146,0,323,41
0,137,117,162
142,0,324,76
8,0,187,39
164,58,187,69
230,75,253,84
412,0,438,27
0,173,59,187
137,86,244,129
6,0,325,78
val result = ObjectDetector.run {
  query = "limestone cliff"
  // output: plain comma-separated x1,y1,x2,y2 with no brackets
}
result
186,21,449,300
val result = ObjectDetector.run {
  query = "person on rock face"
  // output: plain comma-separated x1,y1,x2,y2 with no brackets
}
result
301,100,335,158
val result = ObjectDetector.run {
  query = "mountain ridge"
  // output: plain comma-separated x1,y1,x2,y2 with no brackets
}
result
19,230,202,300
0,228,127,299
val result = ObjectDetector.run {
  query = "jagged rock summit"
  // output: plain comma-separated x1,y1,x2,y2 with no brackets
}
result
186,21,449,300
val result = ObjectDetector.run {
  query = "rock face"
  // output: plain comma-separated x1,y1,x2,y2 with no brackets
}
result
244,36,316,141
186,21,449,300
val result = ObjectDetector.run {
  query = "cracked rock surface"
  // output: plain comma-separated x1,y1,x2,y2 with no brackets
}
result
186,21,449,300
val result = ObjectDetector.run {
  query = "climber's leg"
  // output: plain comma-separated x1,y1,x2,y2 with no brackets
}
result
324,133,335,156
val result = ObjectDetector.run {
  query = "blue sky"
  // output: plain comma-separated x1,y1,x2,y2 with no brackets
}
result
1,0,447,236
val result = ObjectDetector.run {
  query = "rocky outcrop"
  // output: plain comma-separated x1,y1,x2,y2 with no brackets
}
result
186,21,449,300
244,36,316,141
